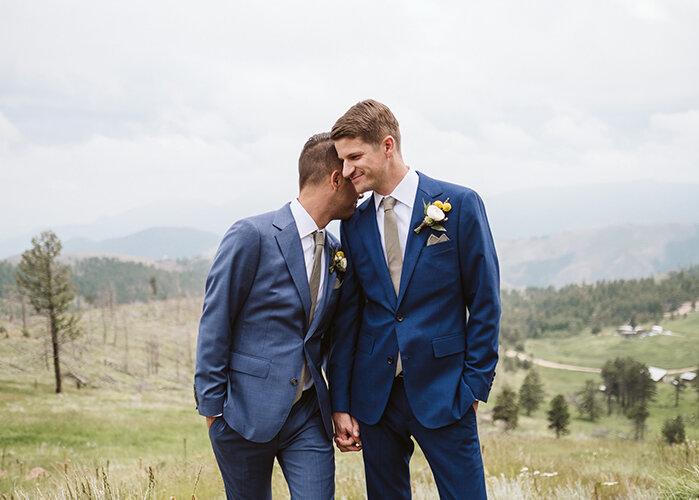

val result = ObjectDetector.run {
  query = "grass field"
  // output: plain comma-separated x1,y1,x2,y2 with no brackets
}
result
1,298,697,498
524,313,699,370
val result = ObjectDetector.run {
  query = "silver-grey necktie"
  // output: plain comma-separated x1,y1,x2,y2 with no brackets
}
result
383,197,403,376
294,230,325,403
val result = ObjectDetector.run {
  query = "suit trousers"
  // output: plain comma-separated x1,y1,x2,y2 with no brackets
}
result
208,386,334,500
359,377,486,500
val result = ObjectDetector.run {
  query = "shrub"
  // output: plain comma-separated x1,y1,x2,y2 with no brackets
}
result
661,416,686,444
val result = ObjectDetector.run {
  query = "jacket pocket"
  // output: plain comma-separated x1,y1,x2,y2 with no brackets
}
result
432,333,465,358
229,351,271,378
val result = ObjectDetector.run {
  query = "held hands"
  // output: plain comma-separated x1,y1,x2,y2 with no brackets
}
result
332,412,362,452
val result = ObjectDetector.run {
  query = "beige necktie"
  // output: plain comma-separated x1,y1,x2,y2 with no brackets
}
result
383,197,403,376
294,230,325,404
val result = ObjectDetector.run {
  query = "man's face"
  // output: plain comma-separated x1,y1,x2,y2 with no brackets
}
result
334,174,361,220
334,137,389,194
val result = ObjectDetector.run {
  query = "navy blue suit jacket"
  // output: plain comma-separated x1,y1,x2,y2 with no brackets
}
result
195,203,341,443
328,172,500,428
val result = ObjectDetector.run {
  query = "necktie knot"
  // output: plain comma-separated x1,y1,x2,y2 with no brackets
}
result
313,230,325,248
383,196,397,212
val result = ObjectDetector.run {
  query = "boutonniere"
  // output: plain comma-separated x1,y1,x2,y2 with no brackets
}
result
414,198,452,234
329,247,347,274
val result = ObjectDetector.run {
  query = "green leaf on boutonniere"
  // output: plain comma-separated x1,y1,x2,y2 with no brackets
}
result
430,224,447,232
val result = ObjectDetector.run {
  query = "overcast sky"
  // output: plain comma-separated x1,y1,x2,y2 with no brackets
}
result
1,0,698,238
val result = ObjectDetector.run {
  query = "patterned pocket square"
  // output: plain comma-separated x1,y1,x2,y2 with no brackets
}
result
426,233,450,246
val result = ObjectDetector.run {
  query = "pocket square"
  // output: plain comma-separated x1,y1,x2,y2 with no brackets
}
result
333,276,343,289
426,233,450,246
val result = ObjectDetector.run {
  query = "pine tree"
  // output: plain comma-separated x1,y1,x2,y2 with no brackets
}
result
518,369,545,416
672,376,684,407
627,401,649,440
547,394,570,438
15,231,81,393
492,385,519,430
661,416,686,444
577,379,602,421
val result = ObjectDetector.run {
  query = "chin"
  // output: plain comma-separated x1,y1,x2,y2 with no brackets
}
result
351,178,369,193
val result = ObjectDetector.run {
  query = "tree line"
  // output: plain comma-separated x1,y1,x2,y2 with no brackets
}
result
501,267,699,347
1,255,209,304
3,241,697,323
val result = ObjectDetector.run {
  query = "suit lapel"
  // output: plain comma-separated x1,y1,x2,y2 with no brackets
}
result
357,194,397,308
273,205,311,328
398,172,443,305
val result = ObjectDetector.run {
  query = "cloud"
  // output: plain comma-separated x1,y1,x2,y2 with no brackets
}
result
1,0,699,235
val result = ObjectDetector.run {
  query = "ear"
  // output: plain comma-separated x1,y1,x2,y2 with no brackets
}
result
330,169,343,192
382,136,395,157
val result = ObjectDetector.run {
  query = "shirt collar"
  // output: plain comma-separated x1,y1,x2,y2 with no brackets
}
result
374,168,419,212
290,198,321,239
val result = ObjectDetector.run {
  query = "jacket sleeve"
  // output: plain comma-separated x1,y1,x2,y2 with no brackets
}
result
458,190,501,402
327,222,363,413
194,219,260,416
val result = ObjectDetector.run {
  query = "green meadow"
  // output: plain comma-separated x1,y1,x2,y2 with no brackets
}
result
0,299,697,498
524,313,699,371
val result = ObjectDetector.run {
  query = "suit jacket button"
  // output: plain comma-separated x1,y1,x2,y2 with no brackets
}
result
387,357,394,365
290,378,298,386
396,314,404,322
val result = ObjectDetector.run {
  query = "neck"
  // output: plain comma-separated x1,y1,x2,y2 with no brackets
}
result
297,191,331,230
375,159,409,196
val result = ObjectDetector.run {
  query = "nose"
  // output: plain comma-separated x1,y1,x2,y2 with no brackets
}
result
342,161,355,179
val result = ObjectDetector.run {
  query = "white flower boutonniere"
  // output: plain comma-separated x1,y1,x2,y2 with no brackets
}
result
414,198,452,234
329,247,347,274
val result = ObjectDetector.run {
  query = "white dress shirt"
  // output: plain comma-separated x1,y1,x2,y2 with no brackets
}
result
374,168,419,264
290,198,326,391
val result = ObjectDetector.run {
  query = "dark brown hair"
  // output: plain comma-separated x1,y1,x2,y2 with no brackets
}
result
298,132,342,190
330,99,401,152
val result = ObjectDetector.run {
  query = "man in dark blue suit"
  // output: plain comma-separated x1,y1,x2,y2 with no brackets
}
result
328,100,500,499
195,133,360,499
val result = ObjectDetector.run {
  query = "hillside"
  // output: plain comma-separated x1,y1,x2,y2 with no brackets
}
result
497,223,699,287
4,220,699,289
522,312,699,371
63,227,220,260
1,298,696,498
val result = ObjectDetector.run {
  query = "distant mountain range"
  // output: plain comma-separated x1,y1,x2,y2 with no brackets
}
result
62,227,221,260
2,181,698,287
5,222,699,289
497,223,699,288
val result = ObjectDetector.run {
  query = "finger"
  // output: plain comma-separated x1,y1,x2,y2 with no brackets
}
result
334,435,355,447
335,435,362,451
336,443,362,452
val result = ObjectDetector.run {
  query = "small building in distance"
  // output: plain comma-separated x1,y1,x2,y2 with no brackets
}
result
617,325,635,338
617,324,670,338
648,366,668,382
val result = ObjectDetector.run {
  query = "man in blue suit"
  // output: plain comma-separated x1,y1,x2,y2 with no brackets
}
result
195,133,360,499
328,100,500,499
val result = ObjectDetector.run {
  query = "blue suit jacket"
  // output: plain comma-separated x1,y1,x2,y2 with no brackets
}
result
328,172,500,428
195,203,341,443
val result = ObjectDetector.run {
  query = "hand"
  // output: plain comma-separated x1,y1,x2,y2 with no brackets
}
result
473,401,479,413
206,416,218,430
332,412,362,452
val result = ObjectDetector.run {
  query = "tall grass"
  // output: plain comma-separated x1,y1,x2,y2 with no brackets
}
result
1,298,697,498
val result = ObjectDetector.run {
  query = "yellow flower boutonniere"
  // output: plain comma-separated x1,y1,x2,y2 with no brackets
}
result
329,247,347,274
414,198,452,234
